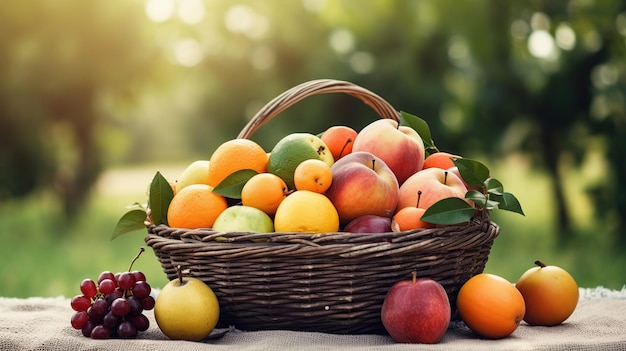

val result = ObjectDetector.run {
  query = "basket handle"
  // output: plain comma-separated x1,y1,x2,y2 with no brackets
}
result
237,79,400,139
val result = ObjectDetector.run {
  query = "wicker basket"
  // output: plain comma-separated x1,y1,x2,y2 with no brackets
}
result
144,79,500,335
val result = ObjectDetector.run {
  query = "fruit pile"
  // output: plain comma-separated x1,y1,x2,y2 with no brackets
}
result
125,113,522,236
70,248,155,339
381,261,579,344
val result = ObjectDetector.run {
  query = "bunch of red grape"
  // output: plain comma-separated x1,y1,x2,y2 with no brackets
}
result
70,249,155,339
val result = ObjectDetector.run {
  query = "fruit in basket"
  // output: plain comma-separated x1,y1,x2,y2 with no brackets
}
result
167,184,228,229
274,190,339,233
396,168,468,212
381,272,451,344
212,205,274,233
207,139,269,187
69,248,155,339
294,159,333,193
515,260,579,326
391,206,434,232
241,173,289,216
456,273,525,339
175,160,210,194
423,152,461,170
352,119,425,185
320,125,358,161
343,214,392,233
267,133,334,190
155,265,220,341
325,151,399,224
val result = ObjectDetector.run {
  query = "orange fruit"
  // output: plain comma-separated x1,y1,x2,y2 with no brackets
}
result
456,273,526,339
241,173,289,216
207,139,269,187
423,152,461,170
320,125,358,161
391,206,434,232
515,260,579,326
167,184,228,229
294,159,333,193
274,190,339,233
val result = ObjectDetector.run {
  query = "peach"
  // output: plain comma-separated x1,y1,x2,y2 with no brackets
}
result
352,119,425,185
397,168,469,212
320,125,358,161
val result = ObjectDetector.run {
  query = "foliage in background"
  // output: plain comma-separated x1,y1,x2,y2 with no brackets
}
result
0,0,625,249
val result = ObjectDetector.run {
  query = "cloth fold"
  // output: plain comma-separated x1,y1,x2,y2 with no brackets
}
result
1,287,625,351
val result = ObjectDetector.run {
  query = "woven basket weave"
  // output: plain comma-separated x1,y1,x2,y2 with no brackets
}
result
145,79,500,335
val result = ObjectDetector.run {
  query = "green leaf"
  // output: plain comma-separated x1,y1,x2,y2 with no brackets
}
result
421,197,476,225
111,209,147,240
465,189,487,206
492,192,525,216
453,158,490,188
148,171,174,226
485,178,504,195
212,169,258,199
399,111,437,153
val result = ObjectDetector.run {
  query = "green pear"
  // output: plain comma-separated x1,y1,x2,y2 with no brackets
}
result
175,160,210,194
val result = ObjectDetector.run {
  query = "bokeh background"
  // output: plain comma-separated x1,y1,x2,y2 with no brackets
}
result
1,0,625,298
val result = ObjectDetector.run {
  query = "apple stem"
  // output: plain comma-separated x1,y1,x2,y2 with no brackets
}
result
535,260,546,268
127,247,145,272
416,190,422,208
411,271,417,284
371,159,376,170
443,171,448,185
176,265,184,284
339,138,353,158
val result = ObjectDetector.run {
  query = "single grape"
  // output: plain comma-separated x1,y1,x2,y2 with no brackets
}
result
90,325,111,340
81,320,95,337
132,270,146,282
132,281,151,299
142,295,155,311
97,271,116,285
98,278,117,295
87,306,104,325
127,296,143,317
111,298,131,317
117,321,137,339
103,311,121,329
91,298,110,316
70,295,92,312
117,272,136,290
128,314,150,332
71,311,89,330
80,279,98,299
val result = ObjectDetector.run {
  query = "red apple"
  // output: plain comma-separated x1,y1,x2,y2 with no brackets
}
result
343,214,392,233
396,167,469,212
352,119,425,185
325,151,399,225
381,272,451,344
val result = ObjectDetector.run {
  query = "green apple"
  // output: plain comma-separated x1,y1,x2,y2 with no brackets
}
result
154,266,220,341
212,205,274,232
175,160,210,194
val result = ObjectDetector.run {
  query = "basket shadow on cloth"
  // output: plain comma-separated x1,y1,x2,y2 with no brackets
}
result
144,79,500,335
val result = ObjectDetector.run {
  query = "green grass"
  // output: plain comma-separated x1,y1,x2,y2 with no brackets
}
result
0,160,623,298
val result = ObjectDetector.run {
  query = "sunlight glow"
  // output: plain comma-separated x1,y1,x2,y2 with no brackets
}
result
173,38,203,67
302,0,326,13
448,36,471,68
555,23,576,50
329,28,355,54
224,5,268,39
349,51,375,74
528,30,558,60
145,0,175,23
250,46,276,70
177,0,205,24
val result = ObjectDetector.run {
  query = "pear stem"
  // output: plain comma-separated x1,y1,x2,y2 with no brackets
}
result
411,271,417,284
176,265,184,284
535,260,546,268
127,247,145,272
